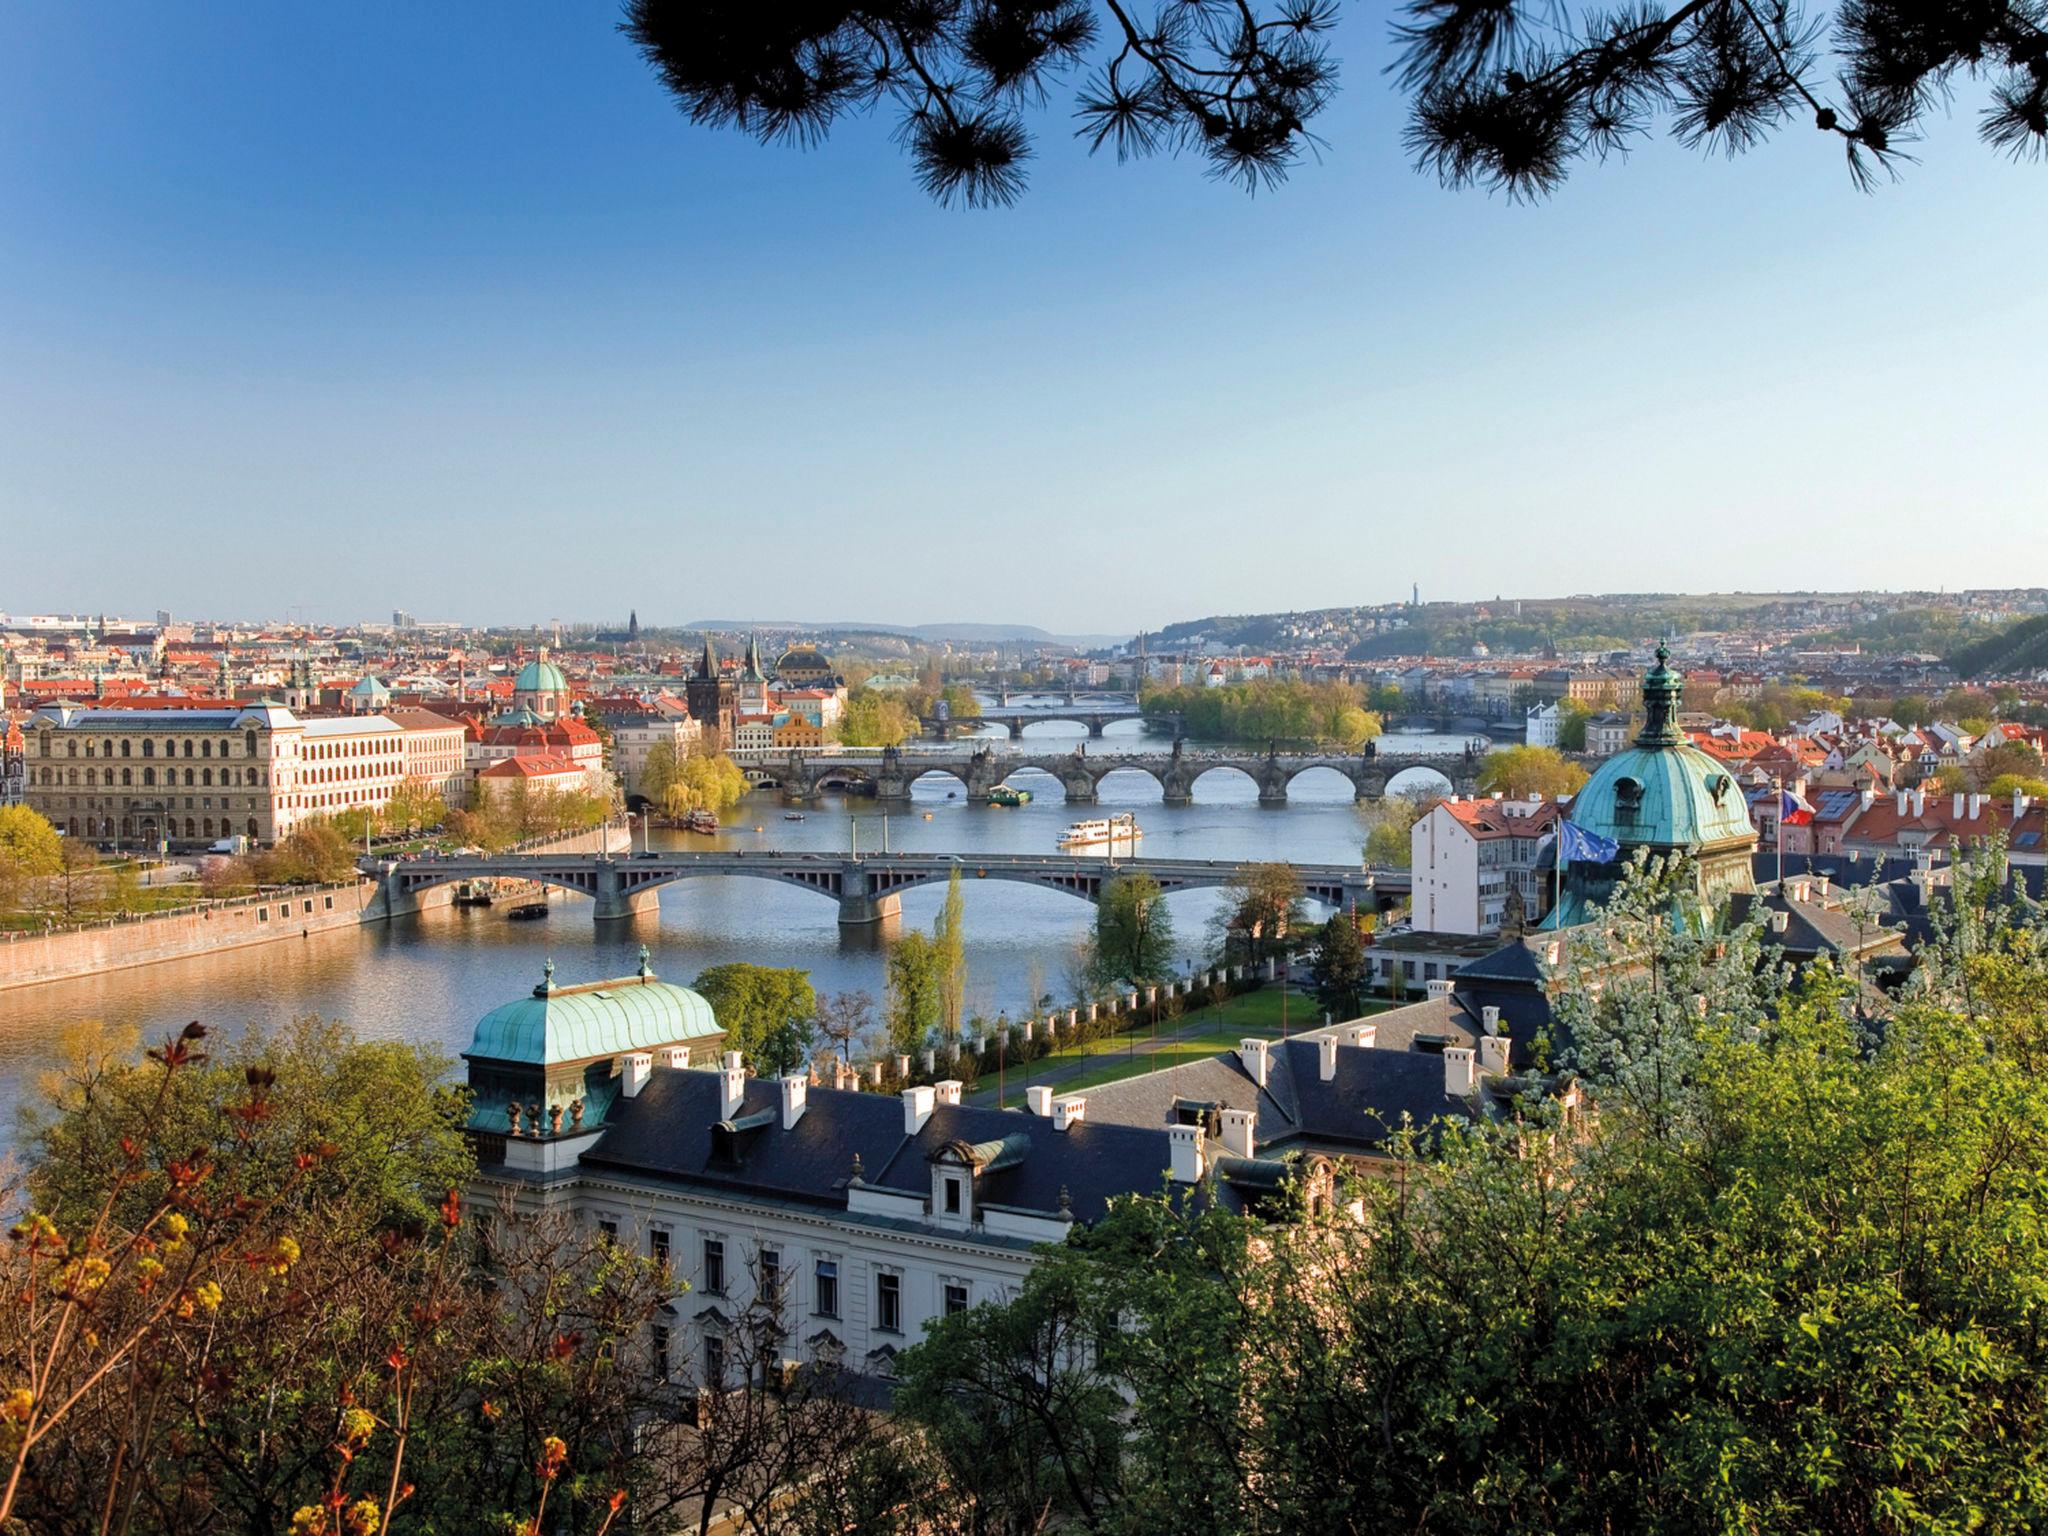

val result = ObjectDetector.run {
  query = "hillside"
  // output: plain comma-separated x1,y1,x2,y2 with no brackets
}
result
1948,613,2048,679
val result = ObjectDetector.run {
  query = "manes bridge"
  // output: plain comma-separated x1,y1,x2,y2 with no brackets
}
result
743,742,1512,806
361,849,1395,927
922,707,1152,741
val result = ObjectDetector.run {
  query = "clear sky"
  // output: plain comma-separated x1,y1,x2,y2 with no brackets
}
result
4,4,2043,634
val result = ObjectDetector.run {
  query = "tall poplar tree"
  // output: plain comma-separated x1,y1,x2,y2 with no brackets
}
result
935,866,968,1041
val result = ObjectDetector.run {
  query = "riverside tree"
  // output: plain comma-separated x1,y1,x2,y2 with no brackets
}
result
934,867,968,1041
1090,872,1177,985
621,2,2048,208
1477,744,1590,798
1309,911,1368,1019
693,963,818,1072
1211,862,1304,967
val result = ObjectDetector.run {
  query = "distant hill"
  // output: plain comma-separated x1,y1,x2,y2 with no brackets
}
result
1948,614,2048,679
685,620,1129,648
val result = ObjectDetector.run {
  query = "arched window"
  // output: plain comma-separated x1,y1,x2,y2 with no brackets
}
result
84,768,96,787
142,739,154,758
246,730,258,757
185,740,195,757
202,768,213,787
142,767,155,787
203,818,214,837
119,739,130,757
185,818,196,839
202,740,212,758
246,817,258,839
66,740,77,757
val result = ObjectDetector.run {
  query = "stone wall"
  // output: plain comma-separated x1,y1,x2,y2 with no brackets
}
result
1,825,627,991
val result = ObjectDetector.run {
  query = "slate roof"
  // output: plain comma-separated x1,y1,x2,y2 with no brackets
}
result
581,1073,1182,1224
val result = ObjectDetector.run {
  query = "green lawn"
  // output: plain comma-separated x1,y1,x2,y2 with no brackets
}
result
988,983,1387,1103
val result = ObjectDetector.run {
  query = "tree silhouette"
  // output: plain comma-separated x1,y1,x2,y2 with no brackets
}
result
621,2,2048,206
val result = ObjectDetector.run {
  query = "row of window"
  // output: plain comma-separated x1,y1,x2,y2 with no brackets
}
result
62,815,261,841
604,1221,970,1338
35,765,260,788
42,732,261,759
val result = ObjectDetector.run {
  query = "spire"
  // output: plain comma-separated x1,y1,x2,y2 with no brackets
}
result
698,634,718,679
745,633,764,681
1636,639,1685,747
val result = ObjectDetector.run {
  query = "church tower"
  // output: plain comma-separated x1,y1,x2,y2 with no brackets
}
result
686,635,737,750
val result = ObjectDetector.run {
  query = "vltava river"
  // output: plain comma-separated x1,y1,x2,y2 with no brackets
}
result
0,723,1472,1132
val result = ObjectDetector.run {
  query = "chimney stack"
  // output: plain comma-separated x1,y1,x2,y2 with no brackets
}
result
1443,1046,1478,1098
903,1084,936,1136
1317,1034,1338,1081
719,1051,746,1120
1953,792,1967,819
621,1052,653,1099
1052,1096,1087,1133
1168,1124,1205,1183
1481,1005,1501,1035
1347,1022,1379,1050
1478,1034,1511,1077
779,1074,807,1128
933,1079,963,1106
656,1045,690,1070
1896,789,1910,815
1426,978,1454,1003
1026,1085,1054,1118
1238,1038,1270,1088
1218,1107,1255,1157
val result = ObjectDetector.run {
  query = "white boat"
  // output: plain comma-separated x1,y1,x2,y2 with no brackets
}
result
1058,816,1144,850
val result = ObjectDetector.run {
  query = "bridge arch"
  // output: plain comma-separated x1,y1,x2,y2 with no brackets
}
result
1280,763,1362,802
1184,763,1262,799
1385,763,1457,799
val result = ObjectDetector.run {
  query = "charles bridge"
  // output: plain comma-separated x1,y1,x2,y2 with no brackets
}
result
741,741,1500,806
361,847,1396,927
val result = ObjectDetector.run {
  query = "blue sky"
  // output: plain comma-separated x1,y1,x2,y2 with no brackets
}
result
4,4,2043,634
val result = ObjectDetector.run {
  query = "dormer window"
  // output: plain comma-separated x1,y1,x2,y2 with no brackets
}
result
943,1177,962,1215
1614,776,1643,829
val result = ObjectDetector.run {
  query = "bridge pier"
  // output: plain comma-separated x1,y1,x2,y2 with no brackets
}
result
1005,721,1025,741
1086,718,1105,738
592,867,660,922
838,892,902,927
362,868,422,922
1061,773,1099,805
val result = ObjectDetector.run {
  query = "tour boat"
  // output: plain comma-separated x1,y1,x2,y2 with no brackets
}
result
783,811,805,822
987,785,1032,807
1058,816,1144,850
683,809,720,834
451,880,493,908
507,901,549,922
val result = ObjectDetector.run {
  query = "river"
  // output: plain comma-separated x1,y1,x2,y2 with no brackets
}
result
0,721,1471,1133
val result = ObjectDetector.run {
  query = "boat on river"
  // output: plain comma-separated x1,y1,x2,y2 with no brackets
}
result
506,901,549,922
1058,815,1142,851
682,809,719,834
987,785,1032,807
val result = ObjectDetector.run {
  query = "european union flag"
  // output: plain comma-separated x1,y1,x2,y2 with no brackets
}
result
1557,820,1621,866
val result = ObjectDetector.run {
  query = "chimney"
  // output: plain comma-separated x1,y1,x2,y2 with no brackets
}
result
1026,1084,1054,1118
1953,792,1967,819
1317,1034,1338,1080
1860,787,1875,811
903,1084,936,1136
1913,789,1926,816
933,1079,963,1106
1167,1123,1205,1183
1443,1046,1478,1098
2017,789,2033,819
1478,1034,1511,1077
621,1051,653,1099
1218,1107,1255,1158
1896,789,1910,815
779,1074,807,1128
1238,1038,1270,1088
1969,793,1985,819
1346,1022,1379,1050
1481,1005,1501,1035
656,1045,690,1070
1052,1096,1087,1132
719,1051,746,1120
1426,978,1454,1002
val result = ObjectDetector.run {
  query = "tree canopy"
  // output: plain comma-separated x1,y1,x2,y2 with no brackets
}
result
693,962,818,1072
621,2,2048,207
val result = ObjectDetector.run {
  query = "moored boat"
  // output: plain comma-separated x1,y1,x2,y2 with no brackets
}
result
987,785,1032,807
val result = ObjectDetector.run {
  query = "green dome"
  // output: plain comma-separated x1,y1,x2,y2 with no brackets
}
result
514,657,568,694
466,960,721,1066
1569,742,1754,850
1566,642,1753,852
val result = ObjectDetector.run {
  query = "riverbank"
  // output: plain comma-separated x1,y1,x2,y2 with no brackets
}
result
0,825,626,991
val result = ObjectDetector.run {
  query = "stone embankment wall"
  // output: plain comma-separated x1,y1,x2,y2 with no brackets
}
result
0,826,626,991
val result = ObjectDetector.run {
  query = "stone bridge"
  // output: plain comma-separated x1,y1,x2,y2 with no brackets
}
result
742,742,1503,806
360,848,1382,927
921,707,1153,741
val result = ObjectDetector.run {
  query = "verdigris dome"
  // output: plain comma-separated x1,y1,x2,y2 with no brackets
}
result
1567,643,1751,851
466,957,720,1067
514,657,568,695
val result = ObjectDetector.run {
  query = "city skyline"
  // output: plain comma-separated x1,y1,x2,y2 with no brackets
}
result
6,4,2046,630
